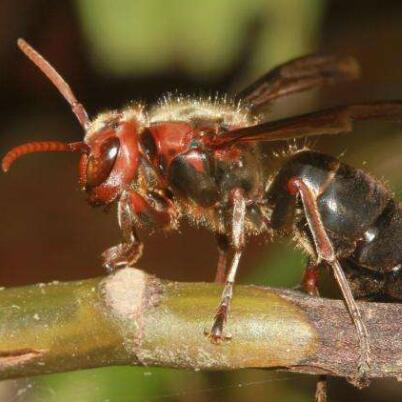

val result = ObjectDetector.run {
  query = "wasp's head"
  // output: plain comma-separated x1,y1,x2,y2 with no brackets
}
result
79,110,143,205
2,39,143,206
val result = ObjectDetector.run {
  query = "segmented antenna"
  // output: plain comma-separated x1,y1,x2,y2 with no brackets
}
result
17,38,90,129
2,141,87,172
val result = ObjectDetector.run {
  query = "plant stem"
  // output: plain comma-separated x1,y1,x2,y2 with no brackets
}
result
0,268,401,385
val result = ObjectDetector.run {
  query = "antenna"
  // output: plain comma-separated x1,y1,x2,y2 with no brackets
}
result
17,38,90,129
2,141,88,172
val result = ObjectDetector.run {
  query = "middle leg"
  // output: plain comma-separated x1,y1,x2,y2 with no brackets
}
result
207,188,246,343
214,233,230,284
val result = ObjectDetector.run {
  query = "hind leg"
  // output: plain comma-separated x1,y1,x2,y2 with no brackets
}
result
288,177,370,382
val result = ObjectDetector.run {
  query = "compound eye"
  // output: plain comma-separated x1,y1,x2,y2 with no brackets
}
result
140,128,157,162
86,137,120,188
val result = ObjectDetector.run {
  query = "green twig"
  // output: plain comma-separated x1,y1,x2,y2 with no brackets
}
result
0,268,401,385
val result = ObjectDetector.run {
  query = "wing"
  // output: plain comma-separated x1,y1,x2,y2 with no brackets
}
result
236,54,360,109
212,101,402,147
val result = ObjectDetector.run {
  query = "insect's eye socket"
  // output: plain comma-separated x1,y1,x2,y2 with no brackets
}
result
140,128,157,162
86,137,120,188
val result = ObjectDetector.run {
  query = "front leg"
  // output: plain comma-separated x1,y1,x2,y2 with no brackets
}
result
207,188,246,343
102,190,143,272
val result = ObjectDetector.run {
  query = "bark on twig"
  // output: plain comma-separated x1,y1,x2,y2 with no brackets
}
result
0,267,401,384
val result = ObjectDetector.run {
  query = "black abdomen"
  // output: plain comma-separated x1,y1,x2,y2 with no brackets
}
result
267,150,402,300
354,199,402,272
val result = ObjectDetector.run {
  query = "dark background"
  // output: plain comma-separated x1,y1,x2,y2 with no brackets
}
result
0,1,401,401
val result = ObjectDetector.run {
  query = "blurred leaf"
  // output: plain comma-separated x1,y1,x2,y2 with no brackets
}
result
247,242,306,288
28,367,185,402
75,0,324,77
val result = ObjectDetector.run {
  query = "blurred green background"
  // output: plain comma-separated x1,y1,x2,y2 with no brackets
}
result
0,0,401,401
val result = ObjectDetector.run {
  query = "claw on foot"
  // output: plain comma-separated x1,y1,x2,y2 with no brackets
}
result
204,303,232,344
102,242,143,272
355,357,371,388
348,346,371,388
204,328,232,344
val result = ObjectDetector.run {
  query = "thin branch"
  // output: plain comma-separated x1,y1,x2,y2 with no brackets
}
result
0,268,401,386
